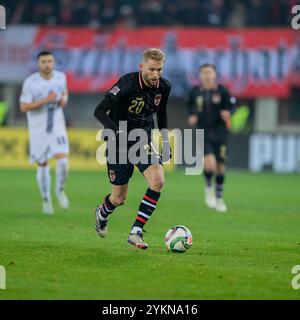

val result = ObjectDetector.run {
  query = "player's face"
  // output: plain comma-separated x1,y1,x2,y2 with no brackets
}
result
199,67,217,88
38,55,55,75
140,59,164,87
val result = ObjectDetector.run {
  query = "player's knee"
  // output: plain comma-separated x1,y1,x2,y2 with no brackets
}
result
38,162,48,167
55,153,68,160
111,195,126,207
149,177,165,192
205,164,215,173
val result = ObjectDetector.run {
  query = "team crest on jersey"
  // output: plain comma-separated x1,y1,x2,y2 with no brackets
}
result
212,93,221,104
109,86,120,96
154,94,162,106
109,170,116,182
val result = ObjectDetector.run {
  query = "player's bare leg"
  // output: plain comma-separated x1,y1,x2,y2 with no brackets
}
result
128,164,165,250
95,184,128,238
36,161,53,215
215,162,227,212
204,154,217,209
54,153,69,210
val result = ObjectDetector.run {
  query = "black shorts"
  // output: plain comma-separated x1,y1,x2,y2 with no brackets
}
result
204,138,228,163
106,143,163,185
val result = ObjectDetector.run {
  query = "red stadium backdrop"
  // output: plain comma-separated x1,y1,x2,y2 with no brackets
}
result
1,27,299,97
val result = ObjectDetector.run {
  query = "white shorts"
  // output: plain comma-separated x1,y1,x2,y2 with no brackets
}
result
29,130,69,164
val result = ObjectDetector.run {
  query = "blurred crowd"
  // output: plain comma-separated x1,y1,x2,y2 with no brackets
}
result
3,0,297,29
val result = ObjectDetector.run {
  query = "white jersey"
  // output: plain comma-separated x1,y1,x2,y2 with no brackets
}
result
20,70,69,163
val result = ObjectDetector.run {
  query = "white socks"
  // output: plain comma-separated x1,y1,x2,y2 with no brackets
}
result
36,165,51,203
36,159,69,213
36,158,69,208
55,158,69,194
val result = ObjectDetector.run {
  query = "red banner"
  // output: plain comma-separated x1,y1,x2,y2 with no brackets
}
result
30,27,298,97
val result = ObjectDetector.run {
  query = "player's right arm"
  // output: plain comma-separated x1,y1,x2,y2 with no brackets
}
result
94,76,131,132
20,92,57,112
19,79,57,112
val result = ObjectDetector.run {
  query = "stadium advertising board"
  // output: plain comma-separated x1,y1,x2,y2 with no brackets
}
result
0,128,105,170
249,133,300,173
0,128,174,171
1,27,298,97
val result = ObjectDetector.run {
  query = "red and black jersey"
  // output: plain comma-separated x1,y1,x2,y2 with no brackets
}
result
94,72,171,134
186,83,236,131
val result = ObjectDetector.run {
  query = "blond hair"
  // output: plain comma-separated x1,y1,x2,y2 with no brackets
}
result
142,48,165,62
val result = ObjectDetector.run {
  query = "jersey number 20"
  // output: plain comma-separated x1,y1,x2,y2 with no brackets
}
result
128,98,145,114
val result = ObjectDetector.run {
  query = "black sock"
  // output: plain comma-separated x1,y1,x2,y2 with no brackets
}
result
215,175,225,199
204,170,214,187
131,188,161,231
99,194,116,218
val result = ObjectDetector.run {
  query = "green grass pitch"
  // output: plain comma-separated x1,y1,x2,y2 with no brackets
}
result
0,168,299,300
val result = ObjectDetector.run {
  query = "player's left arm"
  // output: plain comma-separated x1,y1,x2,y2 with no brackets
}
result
59,74,69,108
59,89,68,108
220,86,237,129
157,83,172,161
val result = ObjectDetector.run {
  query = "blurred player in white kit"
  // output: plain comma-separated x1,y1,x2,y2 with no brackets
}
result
19,51,70,214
